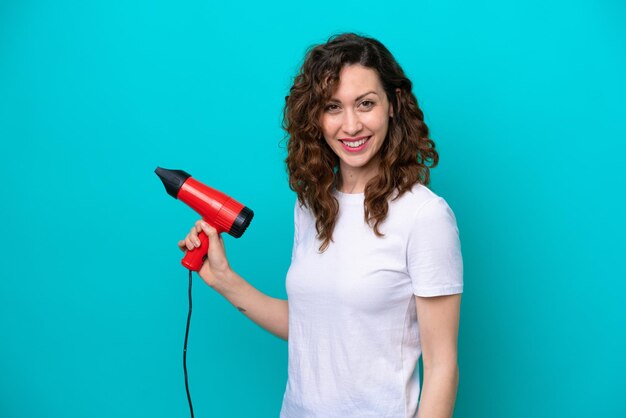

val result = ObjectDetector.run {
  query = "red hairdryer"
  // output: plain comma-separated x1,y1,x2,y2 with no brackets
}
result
155,167,254,271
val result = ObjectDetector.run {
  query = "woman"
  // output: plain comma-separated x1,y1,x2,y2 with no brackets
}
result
178,32,463,418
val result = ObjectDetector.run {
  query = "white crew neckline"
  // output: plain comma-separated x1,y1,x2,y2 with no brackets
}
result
332,188,365,205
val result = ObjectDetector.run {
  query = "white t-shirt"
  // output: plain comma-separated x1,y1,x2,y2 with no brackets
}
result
279,182,464,418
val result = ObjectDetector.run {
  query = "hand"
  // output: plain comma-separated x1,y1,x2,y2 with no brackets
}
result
178,219,233,289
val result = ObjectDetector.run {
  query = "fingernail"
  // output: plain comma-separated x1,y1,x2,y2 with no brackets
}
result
195,240,201,246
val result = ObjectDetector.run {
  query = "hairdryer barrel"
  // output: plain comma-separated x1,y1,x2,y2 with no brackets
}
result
155,167,254,271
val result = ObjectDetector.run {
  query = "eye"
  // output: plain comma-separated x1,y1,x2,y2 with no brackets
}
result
360,100,375,108
324,103,340,112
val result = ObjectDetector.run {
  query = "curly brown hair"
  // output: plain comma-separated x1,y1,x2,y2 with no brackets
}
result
282,32,439,253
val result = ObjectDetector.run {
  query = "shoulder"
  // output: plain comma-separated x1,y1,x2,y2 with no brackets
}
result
294,197,308,215
392,183,458,227
408,182,440,204
391,182,442,213
293,197,314,225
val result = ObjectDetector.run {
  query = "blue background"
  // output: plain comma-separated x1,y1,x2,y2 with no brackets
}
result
1,0,624,417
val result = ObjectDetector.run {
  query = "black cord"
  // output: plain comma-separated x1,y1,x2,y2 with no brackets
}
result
184,269,194,418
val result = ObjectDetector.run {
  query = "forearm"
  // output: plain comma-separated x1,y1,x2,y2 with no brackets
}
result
213,269,289,341
416,365,459,418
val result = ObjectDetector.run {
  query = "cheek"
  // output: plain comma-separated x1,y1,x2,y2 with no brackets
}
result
364,111,389,133
321,116,341,135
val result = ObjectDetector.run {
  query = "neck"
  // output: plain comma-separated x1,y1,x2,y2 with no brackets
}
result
336,158,381,194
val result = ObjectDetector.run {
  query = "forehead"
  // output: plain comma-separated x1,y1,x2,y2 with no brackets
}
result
329,64,384,99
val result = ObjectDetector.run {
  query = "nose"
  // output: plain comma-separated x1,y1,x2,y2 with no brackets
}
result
341,108,363,136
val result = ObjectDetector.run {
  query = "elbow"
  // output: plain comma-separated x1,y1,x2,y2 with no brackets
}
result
423,359,459,377
422,362,459,393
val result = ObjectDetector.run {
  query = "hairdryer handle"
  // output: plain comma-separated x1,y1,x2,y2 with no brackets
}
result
182,231,210,271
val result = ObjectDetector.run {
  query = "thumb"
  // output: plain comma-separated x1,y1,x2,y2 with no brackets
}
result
200,221,227,261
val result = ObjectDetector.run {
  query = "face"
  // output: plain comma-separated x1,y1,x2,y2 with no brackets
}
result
319,64,394,180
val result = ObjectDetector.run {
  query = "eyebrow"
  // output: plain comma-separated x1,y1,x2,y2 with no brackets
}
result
328,90,379,103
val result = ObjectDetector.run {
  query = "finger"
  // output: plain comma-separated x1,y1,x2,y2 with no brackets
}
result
186,233,202,250
200,222,221,250
200,221,227,260
178,239,187,252
188,226,202,248
199,220,218,238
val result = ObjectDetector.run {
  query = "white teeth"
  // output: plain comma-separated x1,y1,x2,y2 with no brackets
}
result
342,137,369,148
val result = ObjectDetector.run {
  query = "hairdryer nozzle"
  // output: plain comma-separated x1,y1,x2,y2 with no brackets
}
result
155,167,191,199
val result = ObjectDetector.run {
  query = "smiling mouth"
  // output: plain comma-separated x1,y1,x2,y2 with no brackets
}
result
340,136,371,148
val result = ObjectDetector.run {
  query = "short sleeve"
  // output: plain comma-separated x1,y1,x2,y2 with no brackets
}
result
407,196,464,297
291,200,301,263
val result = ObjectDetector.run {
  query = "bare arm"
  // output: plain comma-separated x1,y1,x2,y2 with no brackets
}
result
213,270,289,341
179,219,289,341
415,293,461,418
